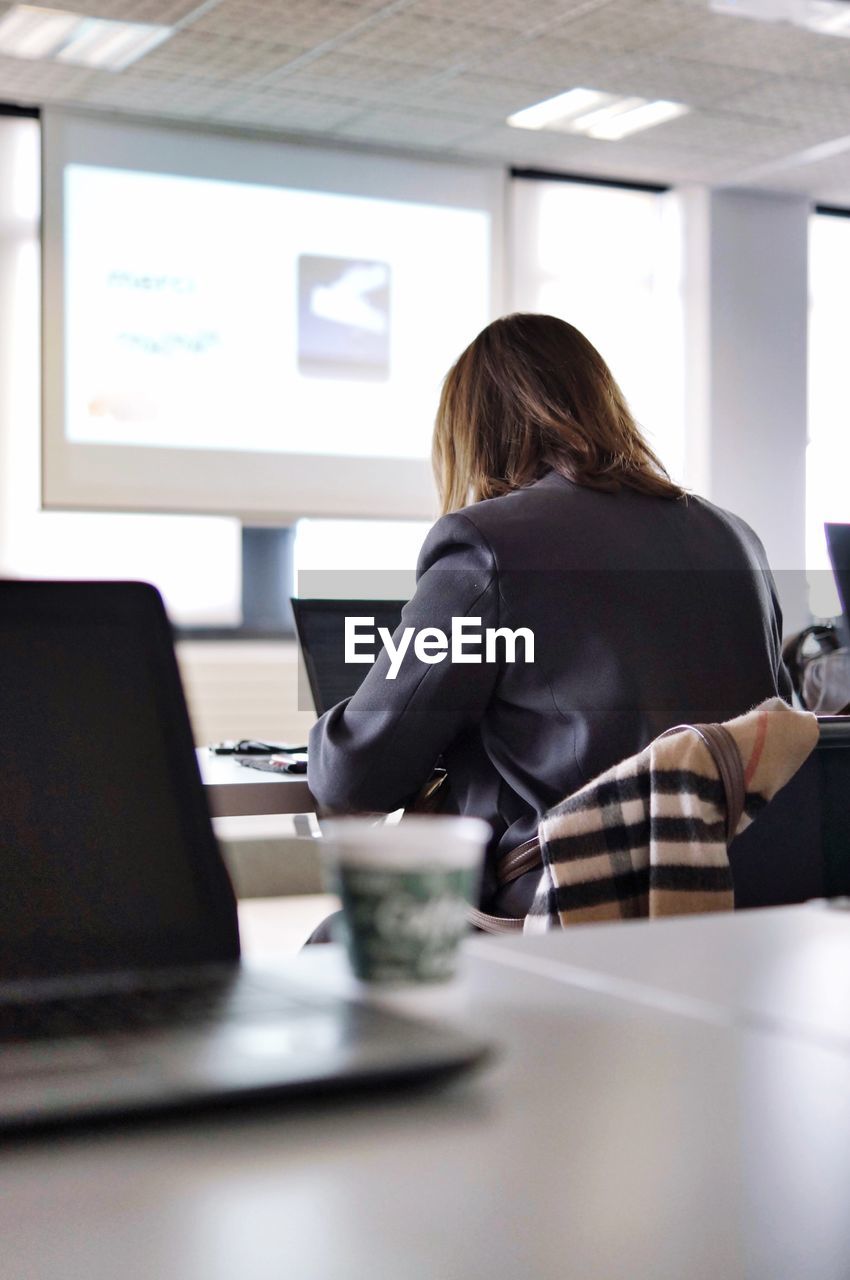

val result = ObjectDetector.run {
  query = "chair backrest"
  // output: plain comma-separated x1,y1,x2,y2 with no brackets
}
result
729,716,850,908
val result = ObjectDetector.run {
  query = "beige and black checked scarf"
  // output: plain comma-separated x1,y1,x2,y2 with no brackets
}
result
524,697,819,933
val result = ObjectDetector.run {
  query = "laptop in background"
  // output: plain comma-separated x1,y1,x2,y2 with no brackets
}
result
826,523,850,644
291,598,406,716
0,580,486,1132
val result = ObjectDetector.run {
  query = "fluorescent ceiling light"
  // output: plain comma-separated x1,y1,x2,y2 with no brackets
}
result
806,0,850,34
710,0,850,37
0,4,173,69
0,5,79,58
508,87,690,140
56,19,171,69
507,88,613,131
569,97,647,133
583,99,690,140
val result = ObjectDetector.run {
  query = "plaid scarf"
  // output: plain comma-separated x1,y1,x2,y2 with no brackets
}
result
524,697,818,933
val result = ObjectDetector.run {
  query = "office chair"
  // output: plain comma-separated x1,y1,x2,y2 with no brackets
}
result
729,717,850,908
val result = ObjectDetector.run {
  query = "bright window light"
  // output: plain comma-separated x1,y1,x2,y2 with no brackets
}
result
507,87,690,140
807,212,850,618
510,177,685,487
294,519,431,573
0,117,242,629
0,4,172,69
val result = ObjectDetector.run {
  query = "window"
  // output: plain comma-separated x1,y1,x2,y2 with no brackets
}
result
0,113,242,627
511,175,685,485
807,209,850,619
293,519,431,601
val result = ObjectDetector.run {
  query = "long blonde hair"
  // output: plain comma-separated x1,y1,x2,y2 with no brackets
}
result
433,312,683,515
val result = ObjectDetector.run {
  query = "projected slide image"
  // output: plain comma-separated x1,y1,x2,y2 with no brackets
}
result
298,255,391,381
85,268,220,428
63,164,490,461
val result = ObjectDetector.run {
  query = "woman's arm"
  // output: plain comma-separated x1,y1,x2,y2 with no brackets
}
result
308,512,501,813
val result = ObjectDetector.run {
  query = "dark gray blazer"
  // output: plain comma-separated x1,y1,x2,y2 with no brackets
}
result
308,471,792,914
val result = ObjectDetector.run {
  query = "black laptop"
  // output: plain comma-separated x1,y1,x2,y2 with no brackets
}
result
0,581,487,1131
291,597,406,716
826,523,850,643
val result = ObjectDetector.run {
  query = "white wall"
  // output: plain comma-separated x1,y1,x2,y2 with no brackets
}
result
176,639,315,746
683,186,810,632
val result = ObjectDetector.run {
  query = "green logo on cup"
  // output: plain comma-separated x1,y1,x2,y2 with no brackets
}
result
334,865,476,983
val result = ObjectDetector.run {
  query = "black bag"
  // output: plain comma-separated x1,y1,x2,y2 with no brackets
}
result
783,624,850,715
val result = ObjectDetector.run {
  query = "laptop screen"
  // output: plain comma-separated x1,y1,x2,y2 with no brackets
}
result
0,582,239,985
292,598,407,717
826,523,850,642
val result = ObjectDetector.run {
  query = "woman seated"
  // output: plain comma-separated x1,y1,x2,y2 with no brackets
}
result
308,313,792,920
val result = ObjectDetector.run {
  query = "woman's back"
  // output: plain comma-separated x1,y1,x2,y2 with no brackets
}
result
464,469,788,786
308,312,790,917
309,471,789,914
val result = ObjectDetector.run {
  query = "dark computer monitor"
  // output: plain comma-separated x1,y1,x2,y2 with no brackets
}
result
291,598,406,716
825,523,850,643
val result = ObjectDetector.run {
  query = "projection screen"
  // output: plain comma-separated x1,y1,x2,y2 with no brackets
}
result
42,110,503,521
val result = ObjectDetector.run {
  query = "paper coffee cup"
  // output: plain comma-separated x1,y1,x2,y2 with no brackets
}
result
320,815,490,984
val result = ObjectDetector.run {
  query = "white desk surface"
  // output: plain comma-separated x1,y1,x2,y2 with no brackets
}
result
5,903,850,1280
198,749,314,817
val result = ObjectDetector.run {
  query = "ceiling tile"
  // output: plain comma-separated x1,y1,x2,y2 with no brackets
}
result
454,120,621,167
623,108,826,159
337,11,516,66
256,49,440,99
134,29,304,80
801,161,850,206
188,0,389,48
19,0,199,19
595,51,767,109
388,71,578,122
657,8,850,81
471,35,626,86
209,89,363,132
723,78,850,131
333,105,481,146
74,70,241,114
753,145,850,201
408,0,612,34
542,0,701,55
0,51,93,99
